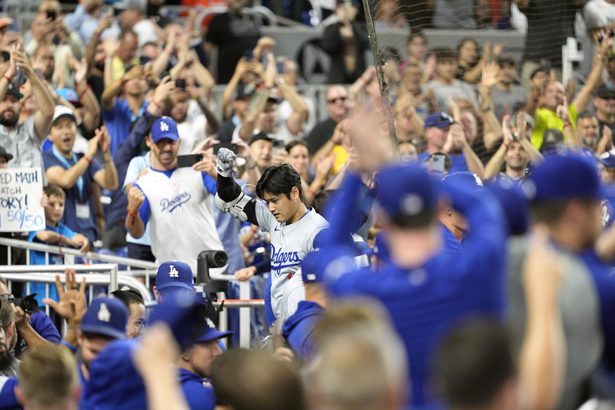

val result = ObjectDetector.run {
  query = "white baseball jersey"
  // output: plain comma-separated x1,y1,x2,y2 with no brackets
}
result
255,202,328,321
135,168,226,275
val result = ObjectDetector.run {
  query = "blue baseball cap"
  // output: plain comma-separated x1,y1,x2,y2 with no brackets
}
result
55,88,80,105
442,172,483,192
599,152,615,169
424,112,454,129
80,297,129,340
524,154,603,202
155,261,194,291
147,293,207,351
85,339,146,410
195,319,233,344
301,251,323,284
151,116,179,143
485,178,529,236
376,163,441,219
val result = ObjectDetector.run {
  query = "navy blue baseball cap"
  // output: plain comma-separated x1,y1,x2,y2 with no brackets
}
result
485,178,529,236
80,297,129,340
147,293,207,351
424,112,454,129
376,162,441,219
195,319,233,344
524,154,603,202
599,152,615,169
155,261,194,291
301,251,323,284
442,172,484,193
151,116,179,143
85,339,146,410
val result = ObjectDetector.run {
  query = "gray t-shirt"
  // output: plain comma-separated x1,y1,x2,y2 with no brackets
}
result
0,117,40,169
433,0,477,29
424,79,478,113
507,236,603,410
492,85,527,120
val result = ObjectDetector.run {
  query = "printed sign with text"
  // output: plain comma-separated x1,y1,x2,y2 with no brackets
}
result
0,168,45,232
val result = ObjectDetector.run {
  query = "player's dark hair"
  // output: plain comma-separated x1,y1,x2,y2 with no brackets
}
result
312,190,333,215
285,140,309,154
256,164,303,202
44,184,65,199
391,208,436,229
434,318,516,409
110,289,144,308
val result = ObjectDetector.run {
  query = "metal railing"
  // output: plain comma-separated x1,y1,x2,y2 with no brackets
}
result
0,238,263,347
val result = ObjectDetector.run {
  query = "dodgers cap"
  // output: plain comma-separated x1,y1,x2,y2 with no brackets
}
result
151,116,179,143
80,297,129,340
424,112,454,129
524,153,603,202
485,178,529,236
147,293,207,351
442,171,483,193
301,251,323,284
599,152,615,169
51,105,77,126
195,318,233,344
376,162,441,219
155,261,194,291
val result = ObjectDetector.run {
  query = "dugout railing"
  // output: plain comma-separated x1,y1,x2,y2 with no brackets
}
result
0,238,263,347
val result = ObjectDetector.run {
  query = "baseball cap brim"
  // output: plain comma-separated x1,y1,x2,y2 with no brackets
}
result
151,133,179,144
196,328,233,344
52,113,77,126
156,281,193,291
0,152,13,161
80,324,127,340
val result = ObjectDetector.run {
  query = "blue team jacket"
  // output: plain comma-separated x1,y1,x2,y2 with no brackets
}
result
282,301,325,360
178,368,216,410
321,172,507,409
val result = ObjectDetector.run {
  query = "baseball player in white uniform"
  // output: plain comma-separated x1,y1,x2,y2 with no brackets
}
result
215,147,328,321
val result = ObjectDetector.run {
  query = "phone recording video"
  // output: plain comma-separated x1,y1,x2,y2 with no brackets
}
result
177,154,204,168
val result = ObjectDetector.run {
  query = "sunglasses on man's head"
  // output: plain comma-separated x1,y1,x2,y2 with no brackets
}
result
327,96,347,104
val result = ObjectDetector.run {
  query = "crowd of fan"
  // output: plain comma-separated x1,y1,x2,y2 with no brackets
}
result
1,0,615,409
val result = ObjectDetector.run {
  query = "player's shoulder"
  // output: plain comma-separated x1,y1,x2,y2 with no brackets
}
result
305,208,329,228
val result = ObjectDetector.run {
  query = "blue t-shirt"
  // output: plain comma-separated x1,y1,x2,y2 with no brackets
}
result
29,311,61,343
102,99,148,156
178,368,216,410
43,150,102,243
27,223,78,304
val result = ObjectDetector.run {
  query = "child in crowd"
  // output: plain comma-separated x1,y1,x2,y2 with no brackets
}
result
27,184,89,303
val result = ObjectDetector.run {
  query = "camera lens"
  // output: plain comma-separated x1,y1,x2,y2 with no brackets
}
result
206,251,228,268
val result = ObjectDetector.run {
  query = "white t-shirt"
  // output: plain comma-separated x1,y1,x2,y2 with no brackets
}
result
133,19,158,48
135,167,225,274
255,203,328,321
177,112,208,156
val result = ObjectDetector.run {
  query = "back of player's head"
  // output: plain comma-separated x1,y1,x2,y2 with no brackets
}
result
306,302,408,410
43,184,65,199
211,348,307,410
434,318,516,409
18,344,78,409
256,163,303,201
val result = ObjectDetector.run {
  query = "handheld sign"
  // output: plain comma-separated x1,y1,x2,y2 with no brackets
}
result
0,168,45,232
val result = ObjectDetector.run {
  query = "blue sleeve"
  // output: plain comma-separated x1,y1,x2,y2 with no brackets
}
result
102,101,118,121
58,224,77,240
202,173,217,195
42,151,62,171
27,231,37,242
114,111,155,167
88,156,103,178
134,184,151,225
30,311,61,343
0,377,18,410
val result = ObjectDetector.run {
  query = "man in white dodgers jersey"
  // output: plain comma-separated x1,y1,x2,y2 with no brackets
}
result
215,147,328,322
125,116,227,274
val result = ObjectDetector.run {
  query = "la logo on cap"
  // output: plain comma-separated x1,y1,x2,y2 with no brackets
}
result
160,121,169,132
169,264,179,278
98,303,111,322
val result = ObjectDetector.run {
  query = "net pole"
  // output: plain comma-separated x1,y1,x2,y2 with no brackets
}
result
361,0,399,152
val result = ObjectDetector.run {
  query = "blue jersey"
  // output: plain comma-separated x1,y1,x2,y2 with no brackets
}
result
0,377,18,410
178,368,216,410
282,300,325,360
321,172,506,409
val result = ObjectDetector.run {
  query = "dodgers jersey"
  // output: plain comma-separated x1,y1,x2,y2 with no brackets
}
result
135,168,226,275
255,202,328,321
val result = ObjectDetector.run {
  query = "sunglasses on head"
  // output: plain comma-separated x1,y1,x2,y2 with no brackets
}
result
327,96,347,104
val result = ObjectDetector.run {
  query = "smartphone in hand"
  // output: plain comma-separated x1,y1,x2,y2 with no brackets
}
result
177,154,204,168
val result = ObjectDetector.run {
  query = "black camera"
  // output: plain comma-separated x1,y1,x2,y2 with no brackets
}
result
175,79,187,90
4,293,39,313
197,250,228,293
